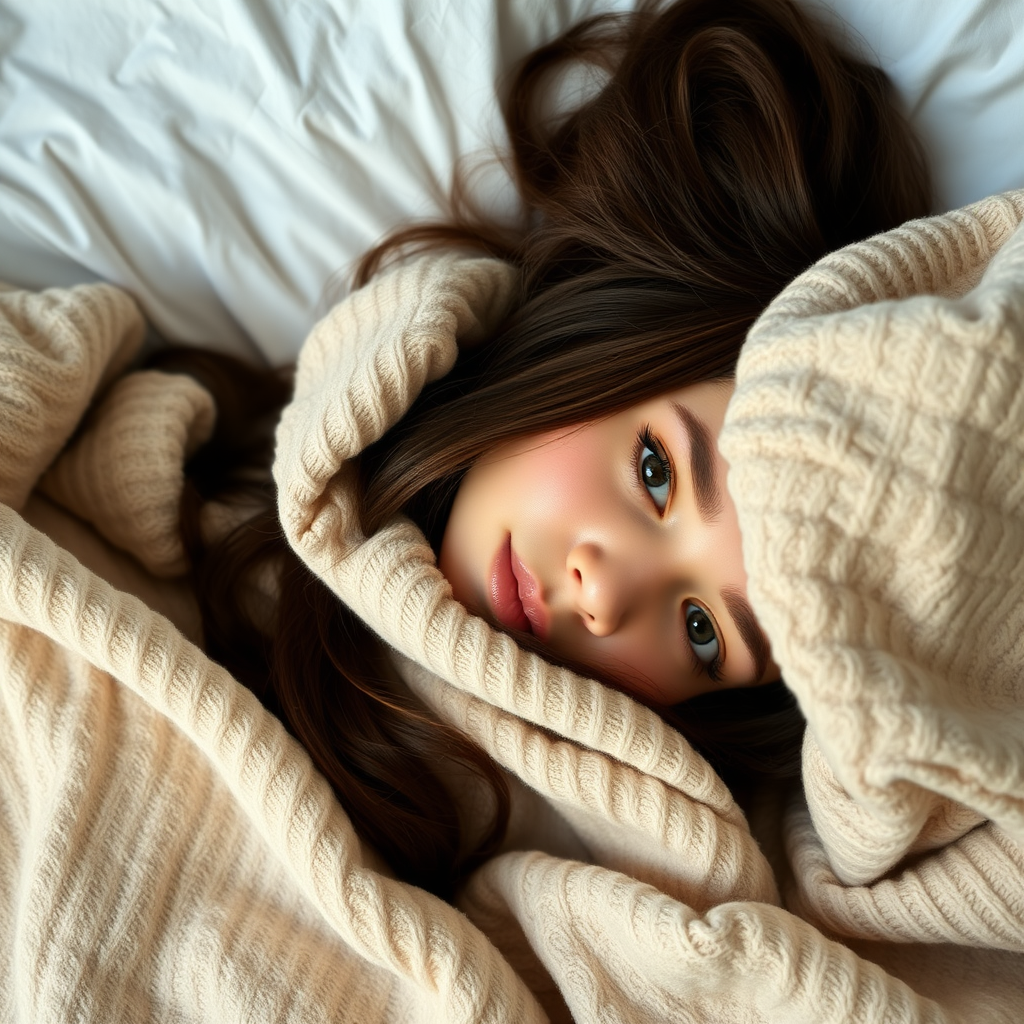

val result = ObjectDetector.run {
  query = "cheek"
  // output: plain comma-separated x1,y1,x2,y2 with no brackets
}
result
477,426,606,528
437,460,499,610
438,427,608,603
510,434,603,528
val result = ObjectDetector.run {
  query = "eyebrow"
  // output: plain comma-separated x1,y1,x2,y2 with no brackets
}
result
671,402,723,523
720,587,771,684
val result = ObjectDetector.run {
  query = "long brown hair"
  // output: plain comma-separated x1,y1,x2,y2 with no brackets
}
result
171,0,931,897
357,0,930,530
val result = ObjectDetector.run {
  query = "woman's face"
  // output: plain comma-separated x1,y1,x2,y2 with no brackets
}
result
438,379,779,705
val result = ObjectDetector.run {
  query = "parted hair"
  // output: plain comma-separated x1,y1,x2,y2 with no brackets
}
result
167,0,931,898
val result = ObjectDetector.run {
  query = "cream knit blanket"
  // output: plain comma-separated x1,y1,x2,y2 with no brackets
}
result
2,192,1024,1021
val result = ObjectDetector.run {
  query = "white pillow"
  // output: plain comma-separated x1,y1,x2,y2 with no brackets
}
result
810,0,1024,210
0,0,1021,364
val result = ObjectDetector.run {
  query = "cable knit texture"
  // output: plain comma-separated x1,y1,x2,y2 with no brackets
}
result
0,281,143,510
39,369,216,577
2,193,1024,1021
720,191,1024,946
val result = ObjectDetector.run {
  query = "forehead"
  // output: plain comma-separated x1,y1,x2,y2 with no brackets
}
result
484,379,735,462
589,378,736,434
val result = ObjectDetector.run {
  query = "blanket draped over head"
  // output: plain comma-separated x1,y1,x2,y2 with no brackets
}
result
1,190,1023,1022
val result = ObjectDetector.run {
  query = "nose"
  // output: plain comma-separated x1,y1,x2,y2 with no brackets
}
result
566,541,633,637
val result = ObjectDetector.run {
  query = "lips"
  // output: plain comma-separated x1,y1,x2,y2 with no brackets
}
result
488,536,550,638
488,535,531,633
511,547,549,640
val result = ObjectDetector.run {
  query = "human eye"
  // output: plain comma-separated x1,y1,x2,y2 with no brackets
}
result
684,602,721,681
633,426,671,512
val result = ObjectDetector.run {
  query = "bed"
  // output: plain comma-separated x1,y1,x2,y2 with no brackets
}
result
2,1,1024,1021
2,0,1023,364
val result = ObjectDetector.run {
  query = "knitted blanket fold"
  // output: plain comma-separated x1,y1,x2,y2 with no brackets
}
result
720,190,1024,956
1,193,1023,1023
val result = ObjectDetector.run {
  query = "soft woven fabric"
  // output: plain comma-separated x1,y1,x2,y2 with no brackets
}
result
2,193,1024,1021
720,189,1024,951
0,281,143,510
39,368,216,577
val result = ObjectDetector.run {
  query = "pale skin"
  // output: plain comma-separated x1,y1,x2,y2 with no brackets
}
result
438,378,780,705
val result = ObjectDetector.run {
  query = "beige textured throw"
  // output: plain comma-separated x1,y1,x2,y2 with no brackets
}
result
720,190,1024,956
0,282,142,510
2,192,1024,1022
39,368,216,577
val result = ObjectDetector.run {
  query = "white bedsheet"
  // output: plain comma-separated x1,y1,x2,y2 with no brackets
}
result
0,0,1021,364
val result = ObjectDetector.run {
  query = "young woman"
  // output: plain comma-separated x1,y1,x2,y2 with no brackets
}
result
161,0,932,897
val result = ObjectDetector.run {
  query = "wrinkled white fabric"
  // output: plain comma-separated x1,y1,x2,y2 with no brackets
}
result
1,0,1022,363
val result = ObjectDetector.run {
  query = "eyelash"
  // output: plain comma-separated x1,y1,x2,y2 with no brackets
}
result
632,425,672,513
696,659,723,683
685,601,723,683
632,428,723,682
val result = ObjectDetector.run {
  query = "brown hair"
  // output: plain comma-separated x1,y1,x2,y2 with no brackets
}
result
171,0,931,897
